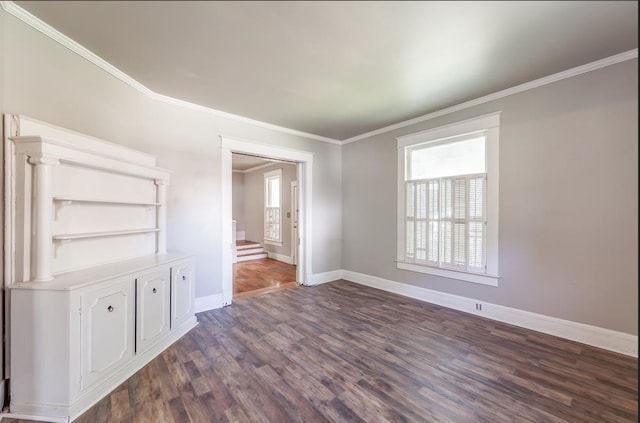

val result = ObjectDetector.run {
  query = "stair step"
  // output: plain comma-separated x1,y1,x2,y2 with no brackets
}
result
237,253,268,262
238,247,264,255
237,243,261,251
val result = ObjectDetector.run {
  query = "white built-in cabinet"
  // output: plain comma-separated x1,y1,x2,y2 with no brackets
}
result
10,255,196,421
3,116,197,422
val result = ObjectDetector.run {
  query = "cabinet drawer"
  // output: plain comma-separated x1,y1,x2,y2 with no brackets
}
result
80,278,135,391
136,268,171,353
171,261,195,328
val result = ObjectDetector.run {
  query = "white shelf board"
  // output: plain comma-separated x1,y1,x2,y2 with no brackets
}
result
53,228,159,241
53,197,160,206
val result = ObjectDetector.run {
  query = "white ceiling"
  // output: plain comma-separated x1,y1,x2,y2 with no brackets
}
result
15,1,638,141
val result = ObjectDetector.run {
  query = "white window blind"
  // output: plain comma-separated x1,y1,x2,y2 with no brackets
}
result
405,175,486,272
264,169,282,243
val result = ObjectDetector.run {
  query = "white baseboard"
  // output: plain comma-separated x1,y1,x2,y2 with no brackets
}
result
266,251,294,264
235,231,245,241
341,270,638,357
307,270,344,286
195,293,224,313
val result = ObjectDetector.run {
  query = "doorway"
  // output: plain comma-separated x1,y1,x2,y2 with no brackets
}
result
231,153,299,299
220,136,314,306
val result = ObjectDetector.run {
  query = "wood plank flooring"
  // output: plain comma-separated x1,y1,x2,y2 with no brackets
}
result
4,280,637,423
233,258,296,299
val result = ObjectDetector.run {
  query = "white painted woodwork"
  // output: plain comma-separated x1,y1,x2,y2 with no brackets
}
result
395,113,500,285
53,233,157,274
5,115,171,285
28,154,59,281
4,117,196,422
155,179,168,254
232,220,238,263
80,277,135,390
136,268,171,353
291,181,298,266
9,254,196,422
171,263,195,329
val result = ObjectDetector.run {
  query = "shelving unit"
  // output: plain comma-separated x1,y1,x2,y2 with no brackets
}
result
8,131,171,283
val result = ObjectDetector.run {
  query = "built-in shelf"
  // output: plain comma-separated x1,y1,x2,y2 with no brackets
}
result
53,228,160,241
53,197,160,206
9,129,170,283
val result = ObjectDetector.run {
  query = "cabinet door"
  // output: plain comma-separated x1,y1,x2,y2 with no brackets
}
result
136,268,170,353
171,262,195,328
80,278,135,390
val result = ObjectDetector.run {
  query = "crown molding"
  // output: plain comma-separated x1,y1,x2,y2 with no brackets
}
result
0,1,342,145
342,48,638,144
2,1,636,147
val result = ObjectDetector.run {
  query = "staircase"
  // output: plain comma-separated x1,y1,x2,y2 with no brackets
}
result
236,241,268,262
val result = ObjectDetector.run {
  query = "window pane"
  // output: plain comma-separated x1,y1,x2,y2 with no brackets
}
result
268,177,280,207
408,136,485,180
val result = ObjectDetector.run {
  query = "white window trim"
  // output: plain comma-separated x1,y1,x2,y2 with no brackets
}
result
264,168,283,244
396,112,500,286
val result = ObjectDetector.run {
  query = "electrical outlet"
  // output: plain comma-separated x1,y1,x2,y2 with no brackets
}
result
475,303,483,311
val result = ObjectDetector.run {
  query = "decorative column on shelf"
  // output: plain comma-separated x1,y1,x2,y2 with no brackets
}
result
155,178,168,254
28,154,60,282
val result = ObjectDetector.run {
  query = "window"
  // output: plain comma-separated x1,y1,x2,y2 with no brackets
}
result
264,169,282,245
397,113,500,286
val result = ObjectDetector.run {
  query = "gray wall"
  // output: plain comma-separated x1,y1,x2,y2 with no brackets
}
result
243,162,297,257
343,59,638,335
1,7,636,337
232,172,245,232
0,10,342,298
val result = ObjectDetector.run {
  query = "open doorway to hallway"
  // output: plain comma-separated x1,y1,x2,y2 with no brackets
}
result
221,135,313,306
231,153,298,299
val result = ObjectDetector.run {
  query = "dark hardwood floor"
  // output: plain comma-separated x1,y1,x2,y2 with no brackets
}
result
5,280,638,423
233,258,296,299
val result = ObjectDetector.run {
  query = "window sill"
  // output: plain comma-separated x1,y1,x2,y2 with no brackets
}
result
264,240,283,247
396,261,499,287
